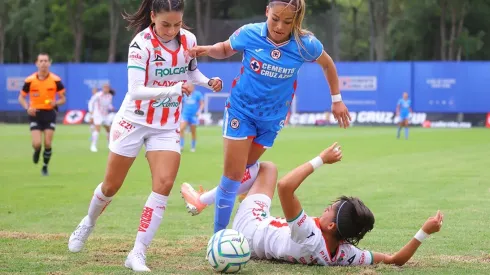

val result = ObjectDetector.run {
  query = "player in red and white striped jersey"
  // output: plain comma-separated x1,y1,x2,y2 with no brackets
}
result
88,83,115,152
231,143,444,267
68,0,223,272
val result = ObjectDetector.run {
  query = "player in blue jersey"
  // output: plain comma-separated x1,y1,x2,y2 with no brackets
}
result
180,90,204,152
181,0,351,233
396,92,412,140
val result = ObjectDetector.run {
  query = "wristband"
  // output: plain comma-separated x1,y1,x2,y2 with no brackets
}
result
308,156,323,170
331,94,342,103
414,229,430,242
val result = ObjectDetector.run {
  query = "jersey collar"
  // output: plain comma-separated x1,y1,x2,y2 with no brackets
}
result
260,22,295,48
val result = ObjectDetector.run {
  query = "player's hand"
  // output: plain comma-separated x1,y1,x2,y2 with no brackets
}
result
49,100,57,107
319,142,342,164
182,82,194,96
208,78,223,92
27,107,37,116
187,46,211,58
331,101,351,128
421,210,444,235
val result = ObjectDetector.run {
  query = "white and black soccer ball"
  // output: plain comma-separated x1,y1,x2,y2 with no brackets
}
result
206,229,251,273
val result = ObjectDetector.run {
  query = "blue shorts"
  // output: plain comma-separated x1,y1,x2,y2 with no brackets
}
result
182,114,198,125
399,112,410,120
222,106,285,148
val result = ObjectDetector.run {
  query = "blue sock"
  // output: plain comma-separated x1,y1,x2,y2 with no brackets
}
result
180,137,184,148
397,127,402,138
404,127,409,139
191,139,196,149
214,175,241,233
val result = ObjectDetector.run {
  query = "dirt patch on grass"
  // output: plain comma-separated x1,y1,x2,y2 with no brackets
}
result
0,231,67,241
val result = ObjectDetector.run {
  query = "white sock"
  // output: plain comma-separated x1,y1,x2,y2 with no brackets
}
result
200,162,260,205
86,183,113,226
133,192,168,254
91,131,99,146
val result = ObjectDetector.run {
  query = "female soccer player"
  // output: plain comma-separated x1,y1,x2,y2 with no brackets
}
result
88,83,115,152
180,89,204,152
231,143,444,266
182,0,351,234
67,0,222,272
396,92,412,140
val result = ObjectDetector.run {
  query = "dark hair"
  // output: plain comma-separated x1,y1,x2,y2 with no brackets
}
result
36,53,50,62
333,196,374,246
109,89,115,96
123,0,185,36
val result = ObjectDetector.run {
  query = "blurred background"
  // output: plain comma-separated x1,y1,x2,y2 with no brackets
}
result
0,0,489,127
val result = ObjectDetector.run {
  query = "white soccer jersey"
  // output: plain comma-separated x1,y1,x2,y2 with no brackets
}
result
257,210,373,266
119,26,197,129
88,91,113,116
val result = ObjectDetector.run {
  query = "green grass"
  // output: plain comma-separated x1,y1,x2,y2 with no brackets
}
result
1,125,490,274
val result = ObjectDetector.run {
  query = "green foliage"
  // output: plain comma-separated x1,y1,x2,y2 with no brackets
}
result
1,0,489,62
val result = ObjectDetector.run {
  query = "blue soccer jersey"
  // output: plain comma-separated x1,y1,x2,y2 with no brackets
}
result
228,22,324,121
398,98,411,118
183,91,203,116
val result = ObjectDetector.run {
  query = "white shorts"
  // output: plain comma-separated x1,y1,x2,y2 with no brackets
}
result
93,113,115,126
84,112,92,123
232,194,272,258
108,115,181,158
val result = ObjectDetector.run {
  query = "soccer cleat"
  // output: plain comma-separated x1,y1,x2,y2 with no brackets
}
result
90,144,98,152
68,216,94,253
180,182,207,216
125,250,151,272
41,165,49,176
33,150,41,164
238,193,248,203
190,148,196,153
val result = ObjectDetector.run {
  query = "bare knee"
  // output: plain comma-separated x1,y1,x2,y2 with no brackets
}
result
100,179,122,197
152,176,175,196
32,141,42,150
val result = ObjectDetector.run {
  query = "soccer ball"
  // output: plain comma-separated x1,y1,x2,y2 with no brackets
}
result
206,229,251,273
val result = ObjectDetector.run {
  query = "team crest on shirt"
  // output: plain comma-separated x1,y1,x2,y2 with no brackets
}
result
250,58,263,74
271,49,281,60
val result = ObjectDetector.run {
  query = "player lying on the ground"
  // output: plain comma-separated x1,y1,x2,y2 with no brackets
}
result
189,142,444,266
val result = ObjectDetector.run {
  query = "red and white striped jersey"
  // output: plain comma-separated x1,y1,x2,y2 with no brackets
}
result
88,91,113,116
118,26,197,129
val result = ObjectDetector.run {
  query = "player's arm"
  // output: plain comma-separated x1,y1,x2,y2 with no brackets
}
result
88,94,97,114
194,40,236,60
316,51,351,128
372,211,444,266
277,142,342,221
55,80,66,107
198,97,204,115
396,102,400,115
187,59,223,92
18,81,30,110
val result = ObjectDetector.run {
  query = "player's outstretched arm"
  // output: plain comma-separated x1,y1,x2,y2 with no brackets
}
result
372,211,444,266
188,40,236,60
277,142,342,221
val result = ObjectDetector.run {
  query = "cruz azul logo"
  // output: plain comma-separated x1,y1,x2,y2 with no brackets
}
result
151,97,179,108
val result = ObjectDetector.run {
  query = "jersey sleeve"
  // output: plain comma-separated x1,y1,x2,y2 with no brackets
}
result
55,80,66,95
337,244,373,266
287,210,321,245
20,81,31,96
127,35,149,72
300,35,324,62
229,24,253,52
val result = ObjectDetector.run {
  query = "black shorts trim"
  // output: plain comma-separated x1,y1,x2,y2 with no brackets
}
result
29,109,57,131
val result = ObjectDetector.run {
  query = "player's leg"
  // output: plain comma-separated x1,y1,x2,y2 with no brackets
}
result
40,110,57,176
403,119,409,139
31,130,42,164
103,125,111,146
29,113,43,164
231,162,277,257
68,117,141,253
397,120,402,139
213,107,257,233
91,116,102,152
179,120,187,150
182,160,260,215
125,129,181,272
190,123,197,152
